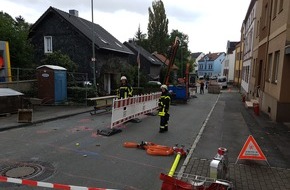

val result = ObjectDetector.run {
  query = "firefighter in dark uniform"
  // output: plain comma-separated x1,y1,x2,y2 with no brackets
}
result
158,84,171,133
117,76,133,99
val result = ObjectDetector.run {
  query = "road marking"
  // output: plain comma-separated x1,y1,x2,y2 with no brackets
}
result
177,94,220,179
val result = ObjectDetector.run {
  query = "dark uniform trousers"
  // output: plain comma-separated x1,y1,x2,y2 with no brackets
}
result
158,92,171,132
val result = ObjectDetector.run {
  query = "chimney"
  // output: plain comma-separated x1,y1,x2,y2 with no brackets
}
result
69,10,79,17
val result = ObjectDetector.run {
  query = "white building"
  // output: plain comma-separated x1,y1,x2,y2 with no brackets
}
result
241,0,256,94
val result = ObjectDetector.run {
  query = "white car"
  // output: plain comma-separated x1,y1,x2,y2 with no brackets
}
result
217,76,227,89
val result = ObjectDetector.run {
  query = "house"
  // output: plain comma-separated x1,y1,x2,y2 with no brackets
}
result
234,41,243,87
223,41,239,84
28,7,133,94
241,0,256,96
123,40,163,84
243,0,290,122
190,52,205,73
152,52,179,84
197,52,226,79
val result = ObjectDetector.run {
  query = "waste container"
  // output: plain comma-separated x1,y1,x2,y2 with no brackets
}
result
36,65,67,104
253,103,259,116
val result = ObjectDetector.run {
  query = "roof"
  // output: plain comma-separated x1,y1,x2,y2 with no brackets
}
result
36,65,67,71
30,7,133,55
0,88,23,97
198,52,225,62
152,52,179,70
123,41,162,66
191,52,203,59
227,41,240,54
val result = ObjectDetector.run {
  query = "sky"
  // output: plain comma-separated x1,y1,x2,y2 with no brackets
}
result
1,0,251,54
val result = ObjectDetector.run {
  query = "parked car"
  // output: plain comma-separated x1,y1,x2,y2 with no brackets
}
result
147,81,162,86
217,76,227,89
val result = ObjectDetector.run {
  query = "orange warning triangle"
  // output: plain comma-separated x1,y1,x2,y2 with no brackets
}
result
237,135,267,160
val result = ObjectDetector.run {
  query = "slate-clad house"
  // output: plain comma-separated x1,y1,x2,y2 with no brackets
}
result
123,40,163,82
29,7,133,94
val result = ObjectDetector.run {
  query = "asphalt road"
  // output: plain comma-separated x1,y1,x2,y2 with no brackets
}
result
0,92,218,190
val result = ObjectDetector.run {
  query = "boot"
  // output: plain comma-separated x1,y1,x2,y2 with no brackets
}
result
159,127,165,133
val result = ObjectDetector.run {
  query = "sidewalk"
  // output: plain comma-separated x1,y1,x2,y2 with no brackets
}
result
0,105,94,131
182,88,290,189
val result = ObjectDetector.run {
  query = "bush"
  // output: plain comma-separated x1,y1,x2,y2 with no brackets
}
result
67,86,96,103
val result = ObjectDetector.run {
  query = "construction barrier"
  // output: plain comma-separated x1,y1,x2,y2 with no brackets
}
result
110,92,161,128
0,175,119,190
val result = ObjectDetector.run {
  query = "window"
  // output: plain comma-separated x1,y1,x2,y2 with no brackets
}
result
273,0,278,18
44,36,53,53
279,0,283,12
99,36,109,44
267,53,273,82
115,42,122,47
252,59,256,77
273,51,280,83
256,20,260,38
264,4,268,28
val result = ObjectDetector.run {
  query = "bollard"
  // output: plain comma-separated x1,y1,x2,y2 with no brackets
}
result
209,147,229,180
253,103,259,116
242,95,246,102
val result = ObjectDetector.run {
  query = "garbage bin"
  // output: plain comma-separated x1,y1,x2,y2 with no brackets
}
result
253,103,259,116
242,95,246,102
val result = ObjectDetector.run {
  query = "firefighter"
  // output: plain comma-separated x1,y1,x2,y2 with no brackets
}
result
158,84,171,133
117,76,133,99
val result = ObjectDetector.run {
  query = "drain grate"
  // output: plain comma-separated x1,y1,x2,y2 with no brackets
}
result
0,160,55,188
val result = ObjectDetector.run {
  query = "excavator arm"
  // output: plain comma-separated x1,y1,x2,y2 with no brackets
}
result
164,37,180,86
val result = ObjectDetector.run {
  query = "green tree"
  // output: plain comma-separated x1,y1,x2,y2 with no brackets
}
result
134,25,150,51
147,0,169,54
168,30,192,77
41,50,78,72
0,12,34,68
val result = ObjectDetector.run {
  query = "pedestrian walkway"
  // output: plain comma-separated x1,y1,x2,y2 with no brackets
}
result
181,88,290,189
0,105,93,131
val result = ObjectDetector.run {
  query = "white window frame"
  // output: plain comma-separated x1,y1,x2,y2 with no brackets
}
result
44,36,53,53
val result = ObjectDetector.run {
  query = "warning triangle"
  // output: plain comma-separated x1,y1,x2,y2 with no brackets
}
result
237,135,267,161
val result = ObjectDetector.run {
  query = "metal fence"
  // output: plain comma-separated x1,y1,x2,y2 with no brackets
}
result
0,67,93,104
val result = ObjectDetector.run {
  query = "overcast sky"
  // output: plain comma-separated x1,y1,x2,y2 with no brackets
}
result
1,0,251,54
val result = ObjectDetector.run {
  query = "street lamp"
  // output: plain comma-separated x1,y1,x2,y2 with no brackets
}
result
91,0,96,90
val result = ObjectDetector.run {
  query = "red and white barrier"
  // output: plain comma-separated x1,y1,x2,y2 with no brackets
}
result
0,175,119,190
111,92,161,128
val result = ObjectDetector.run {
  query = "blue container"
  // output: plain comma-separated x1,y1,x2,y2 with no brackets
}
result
168,85,187,100
54,70,67,104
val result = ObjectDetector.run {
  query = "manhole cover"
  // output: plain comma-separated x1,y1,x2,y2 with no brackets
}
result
5,166,36,178
0,160,55,187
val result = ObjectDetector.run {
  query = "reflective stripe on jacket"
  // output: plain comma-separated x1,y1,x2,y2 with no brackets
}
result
118,84,133,99
158,92,170,116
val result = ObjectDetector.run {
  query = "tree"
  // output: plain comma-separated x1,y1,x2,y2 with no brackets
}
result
0,12,34,68
134,25,151,51
41,50,78,72
147,0,169,54
135,24,147,42
168,30,193,77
